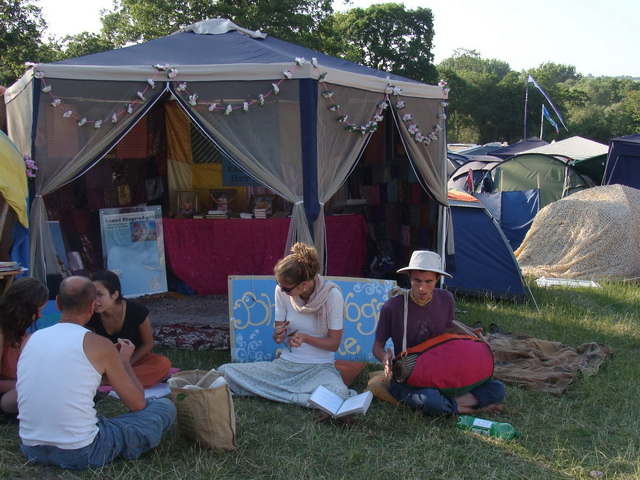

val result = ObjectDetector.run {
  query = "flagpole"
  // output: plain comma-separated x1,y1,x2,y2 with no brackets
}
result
540,104,544,140
523,78,530,140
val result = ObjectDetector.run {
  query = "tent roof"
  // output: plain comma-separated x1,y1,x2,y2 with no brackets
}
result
517,136,608,161
25,18,442,99
489,137,548,159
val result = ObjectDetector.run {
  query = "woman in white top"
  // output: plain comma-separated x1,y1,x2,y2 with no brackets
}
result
218,243,352,406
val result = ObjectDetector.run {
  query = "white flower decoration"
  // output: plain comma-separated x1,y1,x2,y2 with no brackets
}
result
373,114,384,122
127,104,133,114
225,105,232,115
402,113,412,122
189,93,198,106
311,57,318,67
42,85,51,93
258,94,265,106
168,68,178,78
176,82,187,92
283,70,292,80
63,110,72,118
208,103,217,112
272,83,279,94
147,79,156,89
243,102,249,112
137,92,146,101
94,120,102,129
111,113,118,123
77,118,87,126
51,99,61,107
396,100,405,109
34,71,45,79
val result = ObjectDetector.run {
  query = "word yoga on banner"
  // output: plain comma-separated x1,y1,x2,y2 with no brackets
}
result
228,276,396,362
99,206,168,297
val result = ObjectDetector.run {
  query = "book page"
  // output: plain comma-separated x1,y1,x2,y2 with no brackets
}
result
336,391,373,417
308,385,343,416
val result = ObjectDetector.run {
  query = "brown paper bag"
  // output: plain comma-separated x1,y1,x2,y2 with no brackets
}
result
169,369,237,451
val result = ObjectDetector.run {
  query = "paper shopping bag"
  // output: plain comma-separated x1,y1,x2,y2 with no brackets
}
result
168,369,237,451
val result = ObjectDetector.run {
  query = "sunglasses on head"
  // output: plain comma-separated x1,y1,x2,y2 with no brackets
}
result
276,279,302,294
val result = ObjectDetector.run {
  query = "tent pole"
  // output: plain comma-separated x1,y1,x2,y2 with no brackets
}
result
523,79,530,140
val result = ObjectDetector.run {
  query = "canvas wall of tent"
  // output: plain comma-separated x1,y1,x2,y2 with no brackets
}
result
476,153,594,208
603,134,640,189
5,18,450,288
515,184,640,280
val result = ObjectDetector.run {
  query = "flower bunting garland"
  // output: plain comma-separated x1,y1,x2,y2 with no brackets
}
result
31,58,448,149
23,154,38,178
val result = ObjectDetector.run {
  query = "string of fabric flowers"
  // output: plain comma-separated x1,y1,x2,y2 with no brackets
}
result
30,59,448,146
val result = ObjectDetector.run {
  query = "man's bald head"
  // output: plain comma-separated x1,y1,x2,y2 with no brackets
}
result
57,276,97,314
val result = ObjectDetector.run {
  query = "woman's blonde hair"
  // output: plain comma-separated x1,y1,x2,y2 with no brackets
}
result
274,243,320,284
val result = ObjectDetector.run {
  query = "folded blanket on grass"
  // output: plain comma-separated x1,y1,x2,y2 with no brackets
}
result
486,331,613,396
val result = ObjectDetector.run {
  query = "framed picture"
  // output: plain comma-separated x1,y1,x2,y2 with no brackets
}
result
176,190,198,218
251,194,275,216
209,188,237,213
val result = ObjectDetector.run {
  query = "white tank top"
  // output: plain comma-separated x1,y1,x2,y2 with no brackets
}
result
17,322,102,449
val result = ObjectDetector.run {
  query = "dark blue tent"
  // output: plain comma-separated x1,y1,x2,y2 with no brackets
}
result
472,190,540,251
445,199,526,300
602,134,640,188
489,137,548,160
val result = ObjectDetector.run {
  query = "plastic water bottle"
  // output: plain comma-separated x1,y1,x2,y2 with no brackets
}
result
456,415,520,440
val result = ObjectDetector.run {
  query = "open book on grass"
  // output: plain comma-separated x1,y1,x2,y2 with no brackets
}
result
308,385,373,418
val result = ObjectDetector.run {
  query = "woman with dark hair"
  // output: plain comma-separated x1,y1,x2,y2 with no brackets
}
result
218,242,353,407
0,277,49,413
87,271,171,388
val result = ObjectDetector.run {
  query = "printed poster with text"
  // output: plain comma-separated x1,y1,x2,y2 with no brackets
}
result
99,206,167,297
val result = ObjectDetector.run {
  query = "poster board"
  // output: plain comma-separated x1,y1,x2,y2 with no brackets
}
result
99,206,168,297
228,276,396,362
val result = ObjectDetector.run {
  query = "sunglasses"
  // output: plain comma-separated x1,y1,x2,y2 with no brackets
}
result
276,279,302,294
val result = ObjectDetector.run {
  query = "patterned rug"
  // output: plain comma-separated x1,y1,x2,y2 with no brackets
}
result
153,323,230,351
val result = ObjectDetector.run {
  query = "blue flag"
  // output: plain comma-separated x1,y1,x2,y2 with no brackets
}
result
542,104,559,134
528,74,568,132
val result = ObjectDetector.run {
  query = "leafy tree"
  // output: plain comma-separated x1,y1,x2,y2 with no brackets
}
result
0,0,50,85
52,33,117,62
439,49,510,81
100,0,334,49
328,4,437,83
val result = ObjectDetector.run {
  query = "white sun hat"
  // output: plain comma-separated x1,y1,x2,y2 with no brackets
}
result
396,250,452,278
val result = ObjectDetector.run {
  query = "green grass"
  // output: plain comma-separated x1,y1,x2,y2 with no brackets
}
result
2,279,640,479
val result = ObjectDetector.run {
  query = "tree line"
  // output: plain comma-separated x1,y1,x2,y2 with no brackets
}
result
2,0,638,144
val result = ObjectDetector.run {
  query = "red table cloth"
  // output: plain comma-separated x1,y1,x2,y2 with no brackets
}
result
162,215,369,295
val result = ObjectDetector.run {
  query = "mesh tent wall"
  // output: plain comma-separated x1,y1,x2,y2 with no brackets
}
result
4,19,449,284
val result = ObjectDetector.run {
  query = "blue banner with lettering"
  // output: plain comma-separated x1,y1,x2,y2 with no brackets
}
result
228,276,396,362
222,157,259,186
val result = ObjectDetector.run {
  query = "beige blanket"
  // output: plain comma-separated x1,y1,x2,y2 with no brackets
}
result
486,332,613,396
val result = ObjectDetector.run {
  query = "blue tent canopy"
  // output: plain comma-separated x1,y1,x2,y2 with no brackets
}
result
445,200,526,300
602,134,640,188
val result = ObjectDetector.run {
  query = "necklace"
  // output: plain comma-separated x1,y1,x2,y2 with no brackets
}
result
410,290,433,307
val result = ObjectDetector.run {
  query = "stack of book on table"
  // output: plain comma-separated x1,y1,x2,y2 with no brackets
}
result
206,210,229,219
253,208,267,219
0,262,20,272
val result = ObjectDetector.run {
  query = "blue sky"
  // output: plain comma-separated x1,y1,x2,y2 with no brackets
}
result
39,0,639,77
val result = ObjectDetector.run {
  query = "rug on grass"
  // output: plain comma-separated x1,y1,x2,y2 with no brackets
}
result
486,331,613,396
154,323,230,351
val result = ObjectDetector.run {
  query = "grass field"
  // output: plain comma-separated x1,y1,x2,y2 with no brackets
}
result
1,280,639,479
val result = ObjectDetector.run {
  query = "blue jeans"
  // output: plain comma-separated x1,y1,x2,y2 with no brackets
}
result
20,398,176,470
389,379,506,417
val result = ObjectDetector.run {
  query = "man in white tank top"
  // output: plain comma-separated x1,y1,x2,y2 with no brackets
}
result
17,276,176,470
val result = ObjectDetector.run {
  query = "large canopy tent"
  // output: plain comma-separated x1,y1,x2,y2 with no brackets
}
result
5,19,449,287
